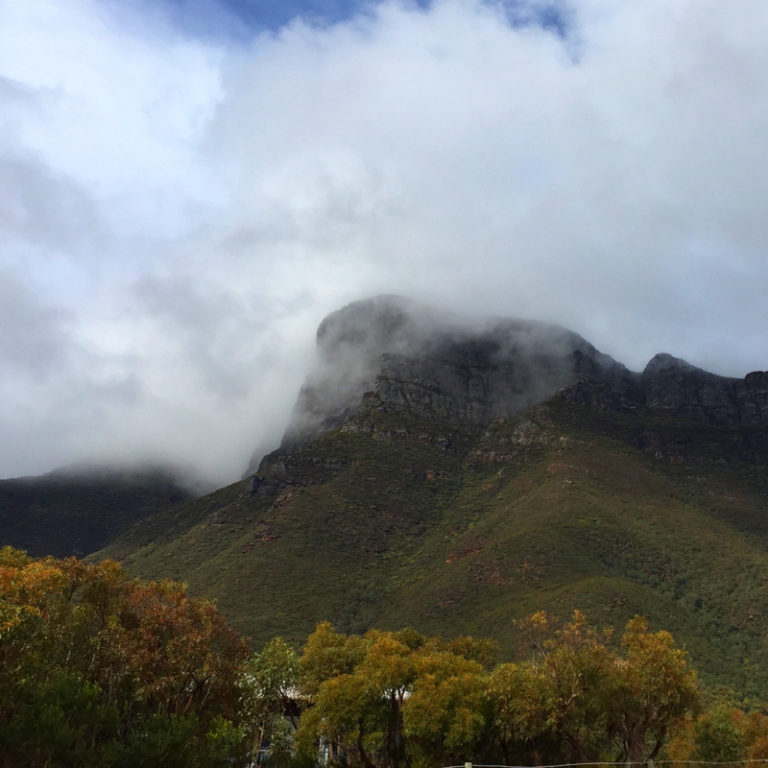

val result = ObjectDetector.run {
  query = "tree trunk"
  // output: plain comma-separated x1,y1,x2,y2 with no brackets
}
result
357,717,378,768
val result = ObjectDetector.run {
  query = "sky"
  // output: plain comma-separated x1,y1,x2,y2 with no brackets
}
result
1,0,768,484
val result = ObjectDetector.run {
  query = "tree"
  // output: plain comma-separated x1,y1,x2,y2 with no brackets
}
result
610,616,699,765
0,547,249,768
531,610,616,762
357,631,417,768
692,704,747,768
299,621,368,697
295,625,487,768
297,625,389,768
485,612,699,766
241,636,300,766
402,648,486,768
487,662,551,764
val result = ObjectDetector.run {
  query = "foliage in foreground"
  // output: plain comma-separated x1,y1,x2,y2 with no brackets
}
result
4,546,768,768
0,546,248,768
290,612,699,768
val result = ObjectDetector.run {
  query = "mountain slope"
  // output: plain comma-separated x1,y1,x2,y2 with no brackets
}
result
0,465,200,557
96,297,768,696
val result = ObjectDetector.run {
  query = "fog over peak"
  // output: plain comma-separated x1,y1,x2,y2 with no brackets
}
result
282,293,636,448
1,0,768,485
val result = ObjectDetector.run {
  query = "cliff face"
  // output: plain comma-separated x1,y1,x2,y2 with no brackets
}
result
283,296,638,446
642,353,768,425
283,296,768,448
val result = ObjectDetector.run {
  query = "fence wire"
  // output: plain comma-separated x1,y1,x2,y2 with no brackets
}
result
443,761,768,768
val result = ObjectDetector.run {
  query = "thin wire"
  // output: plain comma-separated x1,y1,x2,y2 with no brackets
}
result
443,761,768,768
443,763,632,768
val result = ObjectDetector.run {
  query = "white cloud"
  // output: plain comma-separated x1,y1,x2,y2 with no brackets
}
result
1,0,768,482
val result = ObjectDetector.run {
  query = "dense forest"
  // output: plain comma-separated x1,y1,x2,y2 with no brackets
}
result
1,547,766,768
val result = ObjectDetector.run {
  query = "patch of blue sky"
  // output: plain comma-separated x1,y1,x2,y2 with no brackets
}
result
503,1,571,37
140,0,413,38
120,0,571,40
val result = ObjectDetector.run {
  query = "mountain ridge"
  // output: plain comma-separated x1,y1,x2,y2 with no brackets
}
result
282,295,637,446
0,464,203,558
284,296,768,452
89,296,768,698
4,296,766,695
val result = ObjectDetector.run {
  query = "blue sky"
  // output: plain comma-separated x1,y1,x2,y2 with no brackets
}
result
180,0,404,31
1,0,768,482
143,0,369,36
148,0,563,36
122,0,429,38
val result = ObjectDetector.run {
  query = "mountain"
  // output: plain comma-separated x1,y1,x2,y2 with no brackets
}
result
0,464,201,558
96,296,768,696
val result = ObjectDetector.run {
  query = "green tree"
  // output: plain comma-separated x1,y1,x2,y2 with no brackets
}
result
296,625,487,768
534,611,616,762
357,631,416,768
487,662,551,764
402,648,486,768
610,616,699,765
241,636,300,766
485,612,698,766
299,621,367,697
0,547,249,768
692,704,746,768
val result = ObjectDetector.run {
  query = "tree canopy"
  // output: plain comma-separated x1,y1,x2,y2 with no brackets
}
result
0,546,248,767
1,546,762,768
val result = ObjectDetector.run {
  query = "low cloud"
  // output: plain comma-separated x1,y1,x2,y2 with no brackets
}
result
1,0,767,483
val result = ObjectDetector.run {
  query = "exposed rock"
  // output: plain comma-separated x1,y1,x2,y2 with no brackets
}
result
278,296,768,452
243,442,280,478
282,296,455,445
642,353,768,425
249,476,263,496
282,296,637,446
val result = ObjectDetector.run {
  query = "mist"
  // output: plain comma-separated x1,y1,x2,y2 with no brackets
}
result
2,0,768,485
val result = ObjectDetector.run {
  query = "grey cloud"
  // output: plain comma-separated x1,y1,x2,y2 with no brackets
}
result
0,155,102,251
0,270,150,478
0,77,103,254
134,274,271,401
2,0,768,482
0,270,74,377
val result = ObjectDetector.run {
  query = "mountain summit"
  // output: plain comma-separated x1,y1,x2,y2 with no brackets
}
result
284,295,768,447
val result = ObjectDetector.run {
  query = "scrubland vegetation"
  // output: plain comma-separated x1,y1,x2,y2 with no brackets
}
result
2,547,767,768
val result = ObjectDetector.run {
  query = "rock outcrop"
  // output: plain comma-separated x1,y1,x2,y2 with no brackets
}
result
281,296,768,449
642,353,768,425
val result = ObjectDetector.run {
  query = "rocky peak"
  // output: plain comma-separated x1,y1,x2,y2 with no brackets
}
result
278,297,768,450
642,353,768,425
282,296,635,446
642,352,700,377
315,295,444,358
282,296,450,446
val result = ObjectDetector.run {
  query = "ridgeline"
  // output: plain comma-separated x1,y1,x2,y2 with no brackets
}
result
89,296,768,698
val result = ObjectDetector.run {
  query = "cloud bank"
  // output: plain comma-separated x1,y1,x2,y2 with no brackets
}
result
1,0,767,483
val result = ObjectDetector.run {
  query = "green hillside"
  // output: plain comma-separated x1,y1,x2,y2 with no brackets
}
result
98,391,768,698
0,466,198,557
